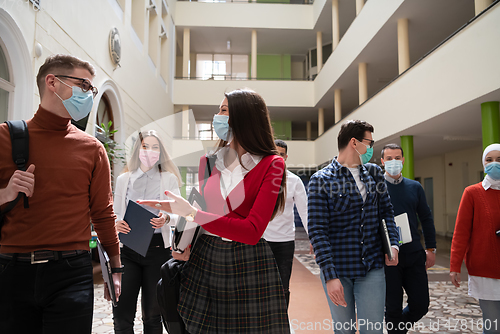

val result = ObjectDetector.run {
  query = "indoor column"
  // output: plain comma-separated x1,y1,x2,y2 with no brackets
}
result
316,31,323,73
183,28,190,79
397,18,410,74
182,105,190,140
481,101,500,149
332,0,340,50
318,108,324,136
358,63,368,104
400,135,414,180
251,30,257,79
334,89,342,124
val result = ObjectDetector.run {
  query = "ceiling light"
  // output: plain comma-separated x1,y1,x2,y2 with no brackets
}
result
227,40,231,50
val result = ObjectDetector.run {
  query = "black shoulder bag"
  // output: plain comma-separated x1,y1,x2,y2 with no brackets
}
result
0,120,30,230
157,155,215,334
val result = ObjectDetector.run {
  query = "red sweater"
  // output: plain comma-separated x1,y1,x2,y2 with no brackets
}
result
0,106,119,257
450,183,500,279
195,154,285,245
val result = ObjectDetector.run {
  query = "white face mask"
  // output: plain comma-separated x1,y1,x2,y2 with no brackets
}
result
384,159,403,176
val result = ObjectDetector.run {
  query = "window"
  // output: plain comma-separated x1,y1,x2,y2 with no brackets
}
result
148,0,159,67
196,121,218,140
196,54,248,80
185,172,198,196
159,1,169,83
96,94,114,134
0,41,13,123
116,0,126,10
131,0,146,45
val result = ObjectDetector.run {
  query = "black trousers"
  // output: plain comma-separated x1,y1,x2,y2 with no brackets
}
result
0,252,94,334
384,249,430,334
267,240,295,308
113,234,171,334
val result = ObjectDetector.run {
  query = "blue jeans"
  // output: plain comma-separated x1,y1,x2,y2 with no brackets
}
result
321,268,386,334
0,252,94,334
479,299,500,334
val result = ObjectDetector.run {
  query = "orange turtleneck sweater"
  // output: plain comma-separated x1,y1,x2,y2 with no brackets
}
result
0,106,119,257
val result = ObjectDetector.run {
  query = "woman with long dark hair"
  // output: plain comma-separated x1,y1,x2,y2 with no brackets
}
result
113,130,182,333
139,89,289,333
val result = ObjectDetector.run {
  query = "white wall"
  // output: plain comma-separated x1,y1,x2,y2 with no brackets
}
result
3,0,176,143
414,145,484,236
175,2,313,29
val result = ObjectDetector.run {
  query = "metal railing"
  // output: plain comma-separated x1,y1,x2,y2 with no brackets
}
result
174,76,313,81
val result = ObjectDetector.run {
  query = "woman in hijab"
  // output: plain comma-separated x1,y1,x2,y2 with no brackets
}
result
450,143,500,334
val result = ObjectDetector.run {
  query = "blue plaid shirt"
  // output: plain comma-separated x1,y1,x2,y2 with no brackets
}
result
308,159,398,281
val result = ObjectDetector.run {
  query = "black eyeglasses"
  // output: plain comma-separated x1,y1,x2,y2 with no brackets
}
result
55,75,98,98
359,138,375,148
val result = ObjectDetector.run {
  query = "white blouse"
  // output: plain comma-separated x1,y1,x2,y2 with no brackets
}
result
214,147,262,199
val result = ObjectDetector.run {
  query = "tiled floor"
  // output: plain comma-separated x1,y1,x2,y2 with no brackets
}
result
92,230,485,333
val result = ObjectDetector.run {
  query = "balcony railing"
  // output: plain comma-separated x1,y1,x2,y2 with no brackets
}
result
175,76,313,81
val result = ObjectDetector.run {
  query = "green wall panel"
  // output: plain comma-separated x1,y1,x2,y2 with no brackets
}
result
272,121,292,140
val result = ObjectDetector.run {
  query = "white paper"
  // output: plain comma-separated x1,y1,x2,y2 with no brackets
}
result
394,212,412,244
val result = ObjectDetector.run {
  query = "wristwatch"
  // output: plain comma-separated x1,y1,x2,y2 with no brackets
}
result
111,265,125,274
185,209,198,222
426,248,437,254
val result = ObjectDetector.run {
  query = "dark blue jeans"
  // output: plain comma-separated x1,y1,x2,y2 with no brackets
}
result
385,249,429,334
113,234,171,334
267,240,295,308
0,252,94,334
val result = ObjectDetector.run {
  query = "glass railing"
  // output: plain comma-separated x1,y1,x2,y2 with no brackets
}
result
178,0,314,4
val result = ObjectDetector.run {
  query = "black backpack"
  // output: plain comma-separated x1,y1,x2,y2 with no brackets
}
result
156,155,215,334
0,120,30,229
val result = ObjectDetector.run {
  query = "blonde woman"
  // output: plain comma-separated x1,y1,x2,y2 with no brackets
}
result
112,130,181,334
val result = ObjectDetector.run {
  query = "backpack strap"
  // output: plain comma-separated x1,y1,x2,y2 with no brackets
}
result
190,155,216,246
5,120,30,209
6,120,29,172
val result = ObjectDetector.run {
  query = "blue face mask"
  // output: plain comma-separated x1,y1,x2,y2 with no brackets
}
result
384,159,403,176
55,79,94,121
485,161,500,180
355,141,373,165
213,115,232,142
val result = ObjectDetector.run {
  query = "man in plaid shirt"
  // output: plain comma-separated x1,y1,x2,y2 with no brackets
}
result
308,120,399,334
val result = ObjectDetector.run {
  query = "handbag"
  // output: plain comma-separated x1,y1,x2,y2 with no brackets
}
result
156,155,215,334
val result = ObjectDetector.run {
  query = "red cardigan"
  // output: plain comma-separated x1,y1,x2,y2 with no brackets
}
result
194,154,285,245
450,183,500,279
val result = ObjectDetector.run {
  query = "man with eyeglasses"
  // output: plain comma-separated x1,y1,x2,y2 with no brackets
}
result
0,54,121,333
308,120,399,334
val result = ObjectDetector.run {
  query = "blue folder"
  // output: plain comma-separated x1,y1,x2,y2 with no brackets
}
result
120,200,158,257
